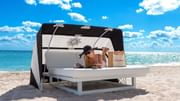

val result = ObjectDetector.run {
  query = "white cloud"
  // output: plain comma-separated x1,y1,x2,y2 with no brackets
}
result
148,26,180,40
22,21,41,27
118,24,133,30
147,26,180,48
137,0,180,15
25,0,37,5
117,24,144,38
164,26,175,31
0,26,38,33
25,0,83,10
72,2,82,8
102,16,108,20
39,0,72,10
0,21,41,33
60,2,71,10
68,12,88,22
139,29,145,33
0,34,33,43
23,27,38,33
0,26,24,33
124,26,180,50
136,8,144,13
123,31,143,38
151,38,173,48
34,0,82,10
148,30,170,39
39,0,61,5
49,20,65,23
14,34,30,42
0,33,36,50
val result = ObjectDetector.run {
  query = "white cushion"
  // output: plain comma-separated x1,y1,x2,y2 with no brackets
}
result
49,65,149,81
45,50,84,69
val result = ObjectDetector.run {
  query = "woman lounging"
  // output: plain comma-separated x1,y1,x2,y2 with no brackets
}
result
78,45,109,68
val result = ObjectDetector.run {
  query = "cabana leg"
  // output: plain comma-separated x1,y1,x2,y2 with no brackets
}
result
132,77,136,87
77,82,83,95
50,76,53,83
40,79,43,91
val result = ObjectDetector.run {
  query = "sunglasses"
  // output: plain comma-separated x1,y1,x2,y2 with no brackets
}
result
85,51,91,55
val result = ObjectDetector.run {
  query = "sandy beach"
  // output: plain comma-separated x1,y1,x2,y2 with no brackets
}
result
0,66,180,101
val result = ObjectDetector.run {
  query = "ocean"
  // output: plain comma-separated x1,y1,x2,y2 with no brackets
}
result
0,50,32,71
0,50,180,71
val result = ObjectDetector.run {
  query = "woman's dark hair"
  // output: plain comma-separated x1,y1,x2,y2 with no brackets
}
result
79,45,93,58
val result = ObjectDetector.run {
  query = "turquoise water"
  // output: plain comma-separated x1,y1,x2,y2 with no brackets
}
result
0,50,32,71
0,51,180,71
125,52,180,65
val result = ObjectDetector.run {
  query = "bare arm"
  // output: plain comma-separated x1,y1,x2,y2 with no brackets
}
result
84,56,89,67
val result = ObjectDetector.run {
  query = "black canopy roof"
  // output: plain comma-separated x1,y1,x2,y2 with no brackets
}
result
39,23,124,50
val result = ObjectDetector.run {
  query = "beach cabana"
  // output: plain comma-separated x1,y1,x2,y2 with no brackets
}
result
30,23,149,95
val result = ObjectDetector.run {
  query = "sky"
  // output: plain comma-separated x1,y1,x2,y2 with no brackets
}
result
0,0,180,52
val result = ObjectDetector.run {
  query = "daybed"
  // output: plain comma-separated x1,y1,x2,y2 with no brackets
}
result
42,50,149,95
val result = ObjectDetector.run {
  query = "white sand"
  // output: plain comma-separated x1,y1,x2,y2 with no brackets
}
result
0,66,180,101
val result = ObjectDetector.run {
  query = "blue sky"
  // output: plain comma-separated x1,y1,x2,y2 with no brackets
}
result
0,0,180,52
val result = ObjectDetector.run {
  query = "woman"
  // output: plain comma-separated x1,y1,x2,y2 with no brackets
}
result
79,45,109,68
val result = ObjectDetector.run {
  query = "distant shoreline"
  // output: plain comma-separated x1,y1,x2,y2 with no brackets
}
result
0,50,180,53
0,71,30,73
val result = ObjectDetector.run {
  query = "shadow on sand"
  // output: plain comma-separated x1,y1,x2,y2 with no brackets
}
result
0,84,149,101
